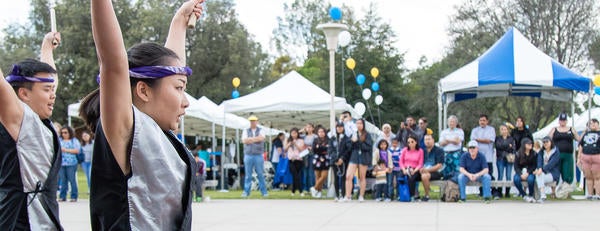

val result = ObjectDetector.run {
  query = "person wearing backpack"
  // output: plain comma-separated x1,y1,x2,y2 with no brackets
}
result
457,140,492,203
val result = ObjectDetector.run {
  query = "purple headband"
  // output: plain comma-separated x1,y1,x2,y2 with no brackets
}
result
96,66,192,83
5,65,55,83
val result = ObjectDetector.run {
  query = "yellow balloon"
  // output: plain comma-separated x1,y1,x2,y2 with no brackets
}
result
594,74,600,87
346,58,356,70
371,67,379,78
232,77,240,88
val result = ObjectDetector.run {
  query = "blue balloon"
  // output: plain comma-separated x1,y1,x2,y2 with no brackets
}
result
329,7,342,21
595,87,600,95
232,90,240,99
356,74,366,85
371,82,380,92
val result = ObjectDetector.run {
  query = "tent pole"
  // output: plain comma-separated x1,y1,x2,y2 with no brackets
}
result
220,110,227,192
437,85,443,137
212,122,216,182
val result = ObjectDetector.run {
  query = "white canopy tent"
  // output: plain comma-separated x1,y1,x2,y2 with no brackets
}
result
438,28,591,134
221,70,380,134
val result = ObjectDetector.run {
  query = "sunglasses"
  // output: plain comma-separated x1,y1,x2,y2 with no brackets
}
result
468,147,477,149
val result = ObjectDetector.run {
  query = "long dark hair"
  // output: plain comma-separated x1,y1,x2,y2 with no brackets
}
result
60,126,75,140
357,118,367,142
287,127,300,143
80,130,94,145
406,134,420,151
79,43,180,132
517,138,534,165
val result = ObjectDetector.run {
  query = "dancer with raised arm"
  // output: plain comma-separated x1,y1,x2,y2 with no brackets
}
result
0,32,63,230
83,0,203,230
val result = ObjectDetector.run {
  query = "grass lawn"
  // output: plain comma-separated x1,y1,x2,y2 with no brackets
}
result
74,168,584,201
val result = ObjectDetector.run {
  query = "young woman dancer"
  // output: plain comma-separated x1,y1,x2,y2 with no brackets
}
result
82,0,203,229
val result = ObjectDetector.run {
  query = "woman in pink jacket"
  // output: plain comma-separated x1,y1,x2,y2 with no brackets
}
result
400,135,424,200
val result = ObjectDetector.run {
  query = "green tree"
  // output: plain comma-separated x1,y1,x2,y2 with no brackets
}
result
411,0,597,134
273,0,407,128
0,0,270,124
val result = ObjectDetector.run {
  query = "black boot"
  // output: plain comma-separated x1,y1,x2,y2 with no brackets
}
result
504,187,511,198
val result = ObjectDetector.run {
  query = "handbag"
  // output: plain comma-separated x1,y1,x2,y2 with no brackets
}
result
77,147,85,164
505,153,515,163
397,176,411,202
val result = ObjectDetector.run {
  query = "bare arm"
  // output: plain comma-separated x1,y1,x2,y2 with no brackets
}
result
92,0,133,174
40,32,60,90
165,0,203,64
0,68,23,141
572,127,581,142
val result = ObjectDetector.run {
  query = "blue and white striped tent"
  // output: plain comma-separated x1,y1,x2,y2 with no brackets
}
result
437,27,591,133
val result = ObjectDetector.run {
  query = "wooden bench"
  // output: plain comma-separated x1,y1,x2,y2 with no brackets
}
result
430,180,556,200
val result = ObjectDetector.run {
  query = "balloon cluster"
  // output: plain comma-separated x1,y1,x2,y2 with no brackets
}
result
231,77,240,99
345,58,383,119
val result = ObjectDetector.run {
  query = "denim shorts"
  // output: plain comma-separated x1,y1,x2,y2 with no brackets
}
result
349,151,372,167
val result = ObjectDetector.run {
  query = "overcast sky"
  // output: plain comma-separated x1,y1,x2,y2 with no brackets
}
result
0,0,463,69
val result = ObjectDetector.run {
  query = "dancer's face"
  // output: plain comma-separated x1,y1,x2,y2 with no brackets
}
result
18,72,56,119
140,61,190,131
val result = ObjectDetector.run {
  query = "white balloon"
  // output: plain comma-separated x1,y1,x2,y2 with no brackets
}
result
362,88,372,100
594,95,600,106
354,102,366,117
375,95,383,105
338,31,351,47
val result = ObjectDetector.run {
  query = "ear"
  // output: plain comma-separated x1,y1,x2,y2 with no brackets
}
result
17,88,31,102
134,81,152,103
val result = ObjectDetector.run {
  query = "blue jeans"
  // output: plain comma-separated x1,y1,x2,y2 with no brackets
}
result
513,174,535,197
81,161,91,189
458,173,491,200
59,165,78,200
302,156,315,191
387,171,400,199
243,154,268,196
496,160,513,181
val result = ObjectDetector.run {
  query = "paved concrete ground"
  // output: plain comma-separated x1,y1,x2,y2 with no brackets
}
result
60,199,600,231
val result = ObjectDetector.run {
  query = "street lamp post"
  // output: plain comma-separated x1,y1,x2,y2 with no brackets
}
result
317,22,347,131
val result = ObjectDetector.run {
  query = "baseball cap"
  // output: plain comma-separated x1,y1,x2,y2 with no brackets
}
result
248,115,258,121
467,140,478,148
558,112,567,121
542,136,552,142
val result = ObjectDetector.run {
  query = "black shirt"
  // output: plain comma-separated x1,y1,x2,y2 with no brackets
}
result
580,131,600,155
553,128,575,153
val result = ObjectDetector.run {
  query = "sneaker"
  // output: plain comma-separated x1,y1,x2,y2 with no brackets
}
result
310,187,317,197
300,193,305,197
69,199,77,202
422,196,430,202
458,199,466,203
340,197,351,202
523,196,530,202
493,196,500,200
195,197,202,202
316,191,322,198
593,195,600,200
484,198,491,204
241,192,249,198
384,198,391,202
375,198,382,202
358,196,365,202
204,196,211,202
526,197,535,203
262,193,269,197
